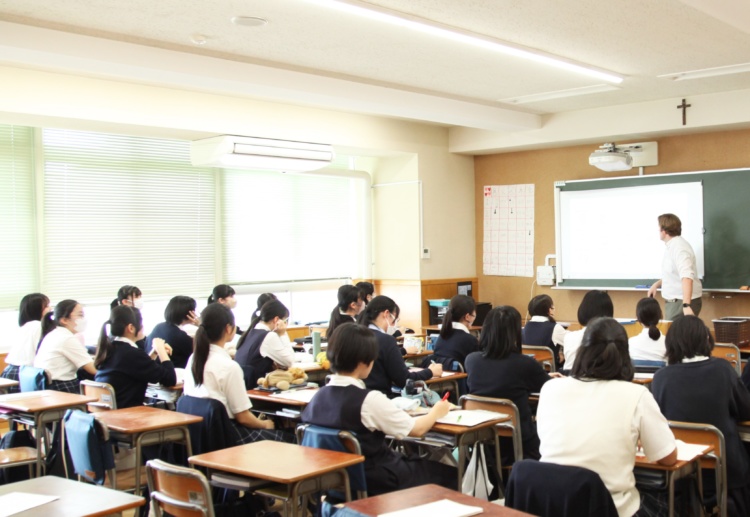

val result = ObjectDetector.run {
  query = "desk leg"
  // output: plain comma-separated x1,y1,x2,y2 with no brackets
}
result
667,471,675,517
134,433,144,498
34,413,43,477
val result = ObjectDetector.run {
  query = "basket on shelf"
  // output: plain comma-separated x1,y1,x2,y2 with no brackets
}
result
712,317,750,347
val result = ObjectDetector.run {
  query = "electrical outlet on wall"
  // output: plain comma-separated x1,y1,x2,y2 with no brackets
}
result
537,265,555,286
422,247,431,259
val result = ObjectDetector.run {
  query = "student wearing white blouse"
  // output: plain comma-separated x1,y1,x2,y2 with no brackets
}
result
628,298,667,362
2,293,51,393
35,299,97,393
562,290,613,370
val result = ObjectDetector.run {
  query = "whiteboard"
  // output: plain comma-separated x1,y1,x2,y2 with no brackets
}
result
557,182,704,282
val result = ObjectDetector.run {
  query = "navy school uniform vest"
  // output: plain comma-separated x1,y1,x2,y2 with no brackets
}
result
522,320,561,369
234,329,275,389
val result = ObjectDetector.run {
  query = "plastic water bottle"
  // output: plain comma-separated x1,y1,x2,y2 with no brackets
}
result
312,331,321,358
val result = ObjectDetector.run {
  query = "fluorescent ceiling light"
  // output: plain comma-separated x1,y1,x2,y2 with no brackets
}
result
300,0,624,84
499,84,620,105
659,62,750,81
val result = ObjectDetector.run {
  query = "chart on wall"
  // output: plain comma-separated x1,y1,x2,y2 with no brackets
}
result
483,184,535,277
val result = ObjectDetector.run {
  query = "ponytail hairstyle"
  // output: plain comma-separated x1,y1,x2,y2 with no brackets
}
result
208,284,235,305
95,306,142,368
572,317,633,381
635,297,663,341
41,299,79,340
236,299,289,351
479,306,522,360
357,295,399,328
110,285,142,309
254,293,277,318
528,294,555,323
18,293,50,327
440,295,476,339
328,285,364,337
355,281,375,304
191,303,235,386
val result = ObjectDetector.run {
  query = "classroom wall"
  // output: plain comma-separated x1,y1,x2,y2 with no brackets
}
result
475,127,750,326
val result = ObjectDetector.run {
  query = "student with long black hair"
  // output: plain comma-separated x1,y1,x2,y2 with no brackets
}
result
110,285,143,310
94,306,176,408
184,303,289,444
234,300,294,388
358,296,441,397
327,285,365,338
356,281,375,305
522,294,567,370
431,295,479,369
35,299,97,393
146,295,198,369
2,293,51,392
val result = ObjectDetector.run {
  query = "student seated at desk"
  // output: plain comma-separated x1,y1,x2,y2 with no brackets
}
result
431,295,479,370
2,293,50,393
94,306,177,409
184,303,290,444
466,306,555,461
358,296,441,397
302,323,457,496
537,317,677,517
146,295,198,369
652,316,750,516
562,290,613,371
628,298,667,363
327,284,365,338
35,299,97,393
234,300,294,389
522,294,567,370
110,285,146,350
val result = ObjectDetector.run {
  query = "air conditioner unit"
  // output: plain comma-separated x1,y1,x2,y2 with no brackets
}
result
190,135,335,172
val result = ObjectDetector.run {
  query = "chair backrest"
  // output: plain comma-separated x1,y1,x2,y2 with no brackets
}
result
80,380,117,412
460,394,523,462
63,409,115,486
146,459,214,517
522,345,556,372
712,343,741,375
175,395,234,456
631,359,666,373
19,366,47,392
669,421,727,517
506,459,618,517
296,424,367,499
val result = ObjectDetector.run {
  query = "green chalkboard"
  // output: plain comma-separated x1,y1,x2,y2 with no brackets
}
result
556,168,750,291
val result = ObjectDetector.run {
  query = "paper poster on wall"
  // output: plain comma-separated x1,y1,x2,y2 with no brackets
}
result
483,184,534,277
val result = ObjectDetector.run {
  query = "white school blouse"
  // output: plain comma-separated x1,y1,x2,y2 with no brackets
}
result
6,320,42,367
628,328,667,362
255,322,295,368
562,328,585,368
34,326,93,381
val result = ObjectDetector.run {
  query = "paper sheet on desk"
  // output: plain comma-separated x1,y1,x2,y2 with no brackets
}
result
0,492,59,516
633,372,654,380
269,389,318,403
676,440,712,461
377,498,482,517
436,409,504,427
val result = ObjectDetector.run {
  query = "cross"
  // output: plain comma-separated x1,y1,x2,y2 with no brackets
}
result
677,98,691,126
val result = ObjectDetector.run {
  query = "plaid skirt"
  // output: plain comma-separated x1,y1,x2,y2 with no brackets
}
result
0,365,21,393
229,419,295,445
48,378,81,394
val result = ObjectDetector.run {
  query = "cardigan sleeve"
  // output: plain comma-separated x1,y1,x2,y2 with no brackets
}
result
126,346,177,387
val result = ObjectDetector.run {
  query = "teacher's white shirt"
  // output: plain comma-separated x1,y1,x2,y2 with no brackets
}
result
661,236,702,300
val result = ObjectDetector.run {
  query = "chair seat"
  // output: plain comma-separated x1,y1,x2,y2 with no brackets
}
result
0,446,37,467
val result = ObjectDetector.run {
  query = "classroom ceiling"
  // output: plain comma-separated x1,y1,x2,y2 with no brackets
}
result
1,0,750,138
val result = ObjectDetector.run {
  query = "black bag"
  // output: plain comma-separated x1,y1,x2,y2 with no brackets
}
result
0,429,36,484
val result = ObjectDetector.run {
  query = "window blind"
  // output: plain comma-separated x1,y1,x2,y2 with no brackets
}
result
0,125,37,309
42,129,216,303
221,169,363,284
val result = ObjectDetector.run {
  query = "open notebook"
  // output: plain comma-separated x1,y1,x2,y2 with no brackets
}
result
378,499,483,517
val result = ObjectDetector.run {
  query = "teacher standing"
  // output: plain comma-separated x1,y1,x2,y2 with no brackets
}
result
648,213,702,320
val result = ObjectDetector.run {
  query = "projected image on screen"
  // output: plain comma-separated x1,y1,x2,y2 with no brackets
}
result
558,182,704,282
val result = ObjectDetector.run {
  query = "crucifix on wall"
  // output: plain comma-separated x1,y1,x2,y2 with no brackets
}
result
677,98,691,126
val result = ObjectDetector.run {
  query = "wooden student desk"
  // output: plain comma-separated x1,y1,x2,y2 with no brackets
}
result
247,388,318,420
145,380,183,407
0,390,96,476
189,441,364,517
94,406,202,497
0,377,19,393
344,483,534,516
0,475,145,516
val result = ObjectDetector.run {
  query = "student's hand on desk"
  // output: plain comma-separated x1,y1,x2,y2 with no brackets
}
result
428,363,443,377
430,400,451,419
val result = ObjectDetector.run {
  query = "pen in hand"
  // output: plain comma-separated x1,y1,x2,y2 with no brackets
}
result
441,391,450,402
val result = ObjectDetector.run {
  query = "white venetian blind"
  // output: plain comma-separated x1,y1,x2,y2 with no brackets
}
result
221,168,362,283
0,125,38,308
42,129,216,302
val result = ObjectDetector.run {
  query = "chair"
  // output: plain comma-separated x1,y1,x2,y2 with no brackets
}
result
63,409,116,487
460,394,521,483
0,447,38,481
632,359,666,373
80,380,117,412
712,343,741,375
669,421,727,517
505,459,618,517
19,366,47,392
147,458,215,517
522,345,556,373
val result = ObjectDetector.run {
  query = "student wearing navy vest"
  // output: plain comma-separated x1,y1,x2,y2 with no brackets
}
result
94,306,176,409
431,295,479,370
327,284,365,338
146,295,198,369
110,285,146,351
522,294,567,370
302,323,457,496
234,299,294,389
357,296,441,397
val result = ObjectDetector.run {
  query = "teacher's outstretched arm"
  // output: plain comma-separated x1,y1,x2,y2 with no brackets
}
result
682,278,694,316
648,280,662,299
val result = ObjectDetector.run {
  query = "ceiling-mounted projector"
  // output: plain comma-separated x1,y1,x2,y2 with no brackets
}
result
191,135,334,172
588,143,634,172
